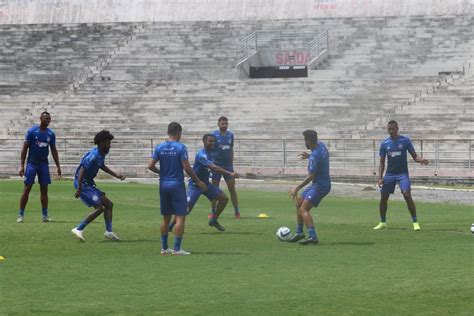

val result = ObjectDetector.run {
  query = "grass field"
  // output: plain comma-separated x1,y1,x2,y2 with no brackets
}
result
0,180,472,315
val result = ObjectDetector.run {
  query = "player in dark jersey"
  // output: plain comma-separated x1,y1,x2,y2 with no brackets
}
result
148,122,207,256
288,130,331,245
71,130,125,242
373,120,429,231
17,111,61,223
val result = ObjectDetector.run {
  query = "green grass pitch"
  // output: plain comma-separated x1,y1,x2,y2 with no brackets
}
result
0,180,472,315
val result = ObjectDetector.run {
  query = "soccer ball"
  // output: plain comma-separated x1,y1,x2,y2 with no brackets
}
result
276,227,291,241
471,224,474,234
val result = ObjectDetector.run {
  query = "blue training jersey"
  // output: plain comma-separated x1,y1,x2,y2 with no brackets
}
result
189,148,213,187
152,140,188,183
25,125,56,164
75,147,105,186
379,135,415,175
308,141,331,190
212,129,234,166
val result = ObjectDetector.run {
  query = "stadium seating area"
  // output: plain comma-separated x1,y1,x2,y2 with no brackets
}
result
0,15,472,141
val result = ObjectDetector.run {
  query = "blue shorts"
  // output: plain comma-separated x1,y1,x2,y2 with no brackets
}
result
211,165,234,182
160,181,187,216
24,163,51,185
381,173,411,194
187,183,223,207
301,185,330,208
75,183,105,208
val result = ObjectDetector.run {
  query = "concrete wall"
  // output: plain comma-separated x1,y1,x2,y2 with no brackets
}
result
0,0,471,24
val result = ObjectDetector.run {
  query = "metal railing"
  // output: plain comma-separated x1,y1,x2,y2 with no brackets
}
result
236,30,328,67
1,138,472,177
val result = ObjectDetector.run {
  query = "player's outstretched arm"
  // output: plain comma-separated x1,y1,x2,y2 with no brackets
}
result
101,165,125,180
50,144,62,179
410,151,429,165
148,158,160,174
210,164,239,179
182,160,208,191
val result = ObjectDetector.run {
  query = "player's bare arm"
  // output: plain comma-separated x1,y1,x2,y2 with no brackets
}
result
148,158,160,174
19,141,29,177
101,165,125,180
378,156,386,187
183,159,208,191
410,151,429,165
210,163,239,179
50,144,62,178
289,173,315,200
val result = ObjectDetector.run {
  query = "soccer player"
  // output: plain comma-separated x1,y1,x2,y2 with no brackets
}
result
210,116,241,219
148,122,207,256
373,120,429,231
17,111,62,223
71,130,125,242
288,130,331,245
169,134,239,232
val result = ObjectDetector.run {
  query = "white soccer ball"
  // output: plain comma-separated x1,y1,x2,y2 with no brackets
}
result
276,227,291,241
471,224,474,234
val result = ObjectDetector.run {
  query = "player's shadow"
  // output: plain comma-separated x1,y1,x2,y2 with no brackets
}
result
192,231,265,236
110,239,158,243
324,241,376,246
190,251,246,255
46,220,79,224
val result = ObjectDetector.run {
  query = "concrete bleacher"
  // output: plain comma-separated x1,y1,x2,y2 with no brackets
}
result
0,16,472,142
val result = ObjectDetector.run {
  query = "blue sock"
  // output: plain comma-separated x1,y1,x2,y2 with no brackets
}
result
77,220,88,231
42,208,48,217
105,220,112,232
19,209,25,217
161,234,169,250
174,236,183,251
296,224,304,234
412,216,417,223
234,207,240,214
381,216,386,223
308,226,317,239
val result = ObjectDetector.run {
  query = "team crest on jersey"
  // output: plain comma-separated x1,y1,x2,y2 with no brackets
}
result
92,195,99,202
398,144,403,149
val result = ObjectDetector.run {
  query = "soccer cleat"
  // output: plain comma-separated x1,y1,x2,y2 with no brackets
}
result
413,222,421,231
235,212,241,219
104,231,121,241
42,216,52,222
172,249,191,256
160,248,173,255
16,216,24,223
71,228,85,241
299,237,319,245
373,222,387,230
208,220,225,231
287,233,305,243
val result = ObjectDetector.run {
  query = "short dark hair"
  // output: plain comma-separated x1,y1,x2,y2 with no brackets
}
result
218,116,228,123
303,130,318,144
202,134,215,142
40,111,50,117
94,130,114,145
167,122,182,135
388,120,398,127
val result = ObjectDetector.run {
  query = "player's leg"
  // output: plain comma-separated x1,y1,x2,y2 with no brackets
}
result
159,184,174,254
169,187,199,232
171,184,191,255
210,172,222,218
288,196,305,242
374,175,395,230
71,186,105,241
224,176,240,218
101,195,120,240
18,163,37,222
398,174,419,230
298,199,319,245
208,187,228,231
160,214,173,255
37,163,52,221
